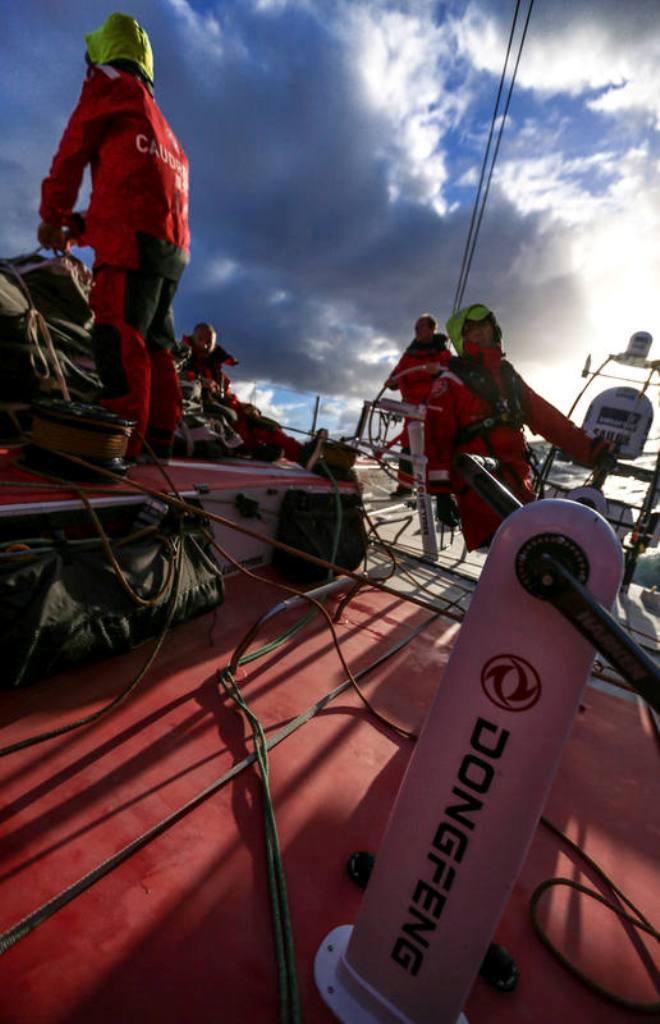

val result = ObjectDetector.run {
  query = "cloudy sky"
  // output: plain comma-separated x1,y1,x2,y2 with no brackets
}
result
3,0,659,434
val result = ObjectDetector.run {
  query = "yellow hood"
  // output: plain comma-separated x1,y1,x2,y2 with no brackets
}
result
85,12,153,84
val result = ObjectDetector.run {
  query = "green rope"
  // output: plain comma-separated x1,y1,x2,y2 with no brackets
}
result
214,464,345,1023
220,668,301,1024
238,613,314,664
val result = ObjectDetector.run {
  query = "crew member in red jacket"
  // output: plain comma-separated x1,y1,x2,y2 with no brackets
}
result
182,322,240,408
426,303,612,550
386,314,452,496
181,323,303,463
38,12,189,460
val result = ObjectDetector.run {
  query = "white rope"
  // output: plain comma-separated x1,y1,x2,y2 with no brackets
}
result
1,256,73,403
26,307,71,402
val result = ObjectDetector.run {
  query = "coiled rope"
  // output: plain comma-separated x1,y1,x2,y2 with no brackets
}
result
31,414,131,460
0,257,73,402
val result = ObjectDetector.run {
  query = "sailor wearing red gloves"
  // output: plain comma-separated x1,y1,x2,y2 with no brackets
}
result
426,304,614,550
38,12,189,460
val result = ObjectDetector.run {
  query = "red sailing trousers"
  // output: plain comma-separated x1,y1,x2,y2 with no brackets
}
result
90,266,182,459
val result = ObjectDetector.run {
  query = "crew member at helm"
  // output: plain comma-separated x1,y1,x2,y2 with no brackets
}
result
38,12,189,460
426,303,614,550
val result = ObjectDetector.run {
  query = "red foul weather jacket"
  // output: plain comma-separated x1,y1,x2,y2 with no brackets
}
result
425,343,601,550
387,335,452,464
387,334,452,405
40,64,190,270
182,337,241,410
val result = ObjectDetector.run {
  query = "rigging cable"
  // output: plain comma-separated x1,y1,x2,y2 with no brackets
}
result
452,0,535,313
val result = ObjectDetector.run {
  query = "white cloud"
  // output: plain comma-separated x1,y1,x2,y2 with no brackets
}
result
319,395,365,436
495,150,621,224
339,4,469,213
457,0,660,126
493,147,660,408
253,0,313,10
457,167,478,188
357,340,400,366
588,75,660,131
514,26,629,98
231,381,323,432
166,0,224,61
574,180,660,358
202,257,239,285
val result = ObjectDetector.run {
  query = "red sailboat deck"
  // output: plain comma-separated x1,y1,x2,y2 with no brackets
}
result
0,452,658,1023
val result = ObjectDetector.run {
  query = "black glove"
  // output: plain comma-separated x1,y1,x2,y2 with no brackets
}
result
591,437,618,474
435,493,460,528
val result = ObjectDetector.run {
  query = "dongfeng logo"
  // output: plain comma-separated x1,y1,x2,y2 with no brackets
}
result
481,654,541,711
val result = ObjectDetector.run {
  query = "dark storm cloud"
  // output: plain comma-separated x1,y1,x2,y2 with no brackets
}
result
151,2,468,392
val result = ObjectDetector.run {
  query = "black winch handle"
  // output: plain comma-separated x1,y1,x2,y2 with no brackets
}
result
453,453,521,520
455,453,660,710
526,553,660,714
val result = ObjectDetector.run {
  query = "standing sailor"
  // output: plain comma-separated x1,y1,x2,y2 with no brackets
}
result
38,12,190,460
385,314,452,497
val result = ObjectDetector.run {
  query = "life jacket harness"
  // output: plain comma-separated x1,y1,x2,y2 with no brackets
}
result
448,356,525,444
